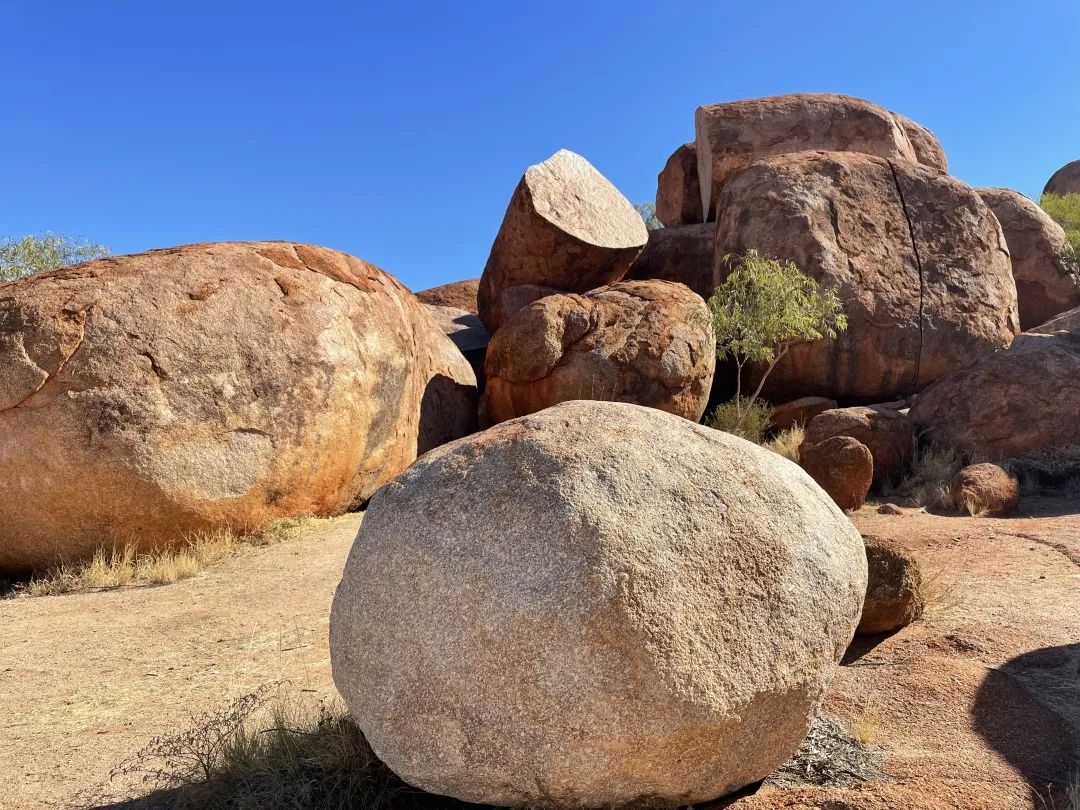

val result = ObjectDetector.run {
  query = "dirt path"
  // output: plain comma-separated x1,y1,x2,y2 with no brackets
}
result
0,515,360,810
4,500,1080,810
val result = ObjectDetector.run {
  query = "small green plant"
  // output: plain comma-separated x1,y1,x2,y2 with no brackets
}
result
707,250,847,435
708,397,774,444
0,232,109,281
1041,192,1080,260
633,202,663,230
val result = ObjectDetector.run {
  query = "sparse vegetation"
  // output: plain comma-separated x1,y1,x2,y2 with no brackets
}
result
884,442,962,510
0,232,109,281
634,202,663,230
918,563,963,618
765,712,884,789
708,397,774,444
110,686,474,810
1004,444,1080,489
764,425,805,463
13,516,338,598
707,250,847,435
1041,192,1080,261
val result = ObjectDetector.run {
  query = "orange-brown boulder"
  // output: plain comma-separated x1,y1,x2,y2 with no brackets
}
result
694,94,922,218
858,535,924,635
477,149,647,330
802,405,915,485
976,187,1080,330
415,278,480,315
801,435,874,511
655,143,703,226
769,396,837,432
891,111,948,171
950,463,1019,517
909,332,1080,460
483,280,715,424
625,223,714,300
0,242,477,574
714,151,1019,402
483,283,562,333
1044,160,1080,196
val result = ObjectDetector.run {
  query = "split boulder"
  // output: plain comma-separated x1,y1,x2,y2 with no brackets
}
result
330,400,867,807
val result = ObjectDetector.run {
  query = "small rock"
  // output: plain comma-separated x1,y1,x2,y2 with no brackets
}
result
877,503,904,516
801,436,874,512
858,535,925,635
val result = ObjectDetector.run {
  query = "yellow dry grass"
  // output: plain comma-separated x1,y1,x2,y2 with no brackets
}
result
17,516,341,598
763,425,805,463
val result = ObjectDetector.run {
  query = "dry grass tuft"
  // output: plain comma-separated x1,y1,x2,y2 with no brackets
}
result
918,563,964,618
708,398,774,444
16,515,338,598
763,425,805,463
1040,767,1080,810
765,712,884,789
884,443,962,511
109,686,477,810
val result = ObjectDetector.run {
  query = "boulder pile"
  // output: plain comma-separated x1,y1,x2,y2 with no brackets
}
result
330,400,866,807
0,242,477,573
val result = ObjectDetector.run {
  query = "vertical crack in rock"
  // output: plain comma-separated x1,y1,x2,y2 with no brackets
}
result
887,159,925,396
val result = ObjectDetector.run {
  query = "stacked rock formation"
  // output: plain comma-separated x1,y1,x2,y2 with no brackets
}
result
330,401,867,808
0,242,476,574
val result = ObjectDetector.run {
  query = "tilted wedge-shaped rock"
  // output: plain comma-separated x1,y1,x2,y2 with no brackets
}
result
655,142,703,226
713,151,1018,403
0,242,476,574
482,279,715,424
977,187,1080,331
330,400,866,807
477,149,647,330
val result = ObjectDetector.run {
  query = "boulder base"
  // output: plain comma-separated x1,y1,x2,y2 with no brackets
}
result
330,401,867,808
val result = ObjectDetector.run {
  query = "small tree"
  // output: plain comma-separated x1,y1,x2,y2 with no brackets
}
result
0,233,110,282
709,250,847,434
633,202,663,231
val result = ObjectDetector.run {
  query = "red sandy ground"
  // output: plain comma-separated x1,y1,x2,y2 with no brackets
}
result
2,500,1078,810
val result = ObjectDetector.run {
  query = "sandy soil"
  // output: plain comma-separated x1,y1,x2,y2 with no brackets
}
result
3,499,1079,810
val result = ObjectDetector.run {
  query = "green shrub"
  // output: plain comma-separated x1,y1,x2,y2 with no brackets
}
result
1040,192,1080,261
0,233,109,281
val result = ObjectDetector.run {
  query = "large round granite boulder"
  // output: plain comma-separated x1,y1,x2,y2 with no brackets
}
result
330,400,867,808
714,150,1019,402
482,280,715,424
0,241,477,574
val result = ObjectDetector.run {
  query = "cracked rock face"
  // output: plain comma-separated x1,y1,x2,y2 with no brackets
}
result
330,400,867,807
695,94,933,218
0,241,476,574
482,279,715,425
477,149,648,330
976,187,1080,331
910,332,1080,460
714,151,1019,403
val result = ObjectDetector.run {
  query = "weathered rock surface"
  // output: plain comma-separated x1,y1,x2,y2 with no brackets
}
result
801,436,874,511
695,93,920,218
951,463,1020,517
714,151,1019,402
1044,160,1080,196
625,222,715,300
477,149,647,330
769,396,837,432
655,142,703,226
423,304,490,387
1030,305,1080,334
802,405,915,485
891,111,948,171
858,535,924,635
0,242,476,574
483,280,715,424
910,332,1080,460
415,278,480,315
330,400,867,807
976,187,1080,330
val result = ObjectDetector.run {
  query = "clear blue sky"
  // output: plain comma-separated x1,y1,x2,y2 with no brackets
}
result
4,2,1078,291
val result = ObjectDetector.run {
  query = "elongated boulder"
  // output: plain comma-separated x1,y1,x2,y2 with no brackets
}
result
714,151,1019,402
626,222,715,300
976,187,1080,330
0,242,476,574
415,278,480,315
483,280,715,424
891,111,948,171
769,396,837,432
695,93,920,218
909,332,1080,460
1044,160,1080,196
477,149,648,330
802,405,915,484
330,400,867,807
656,142,703,226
